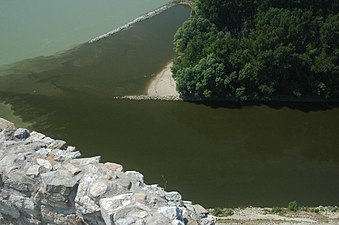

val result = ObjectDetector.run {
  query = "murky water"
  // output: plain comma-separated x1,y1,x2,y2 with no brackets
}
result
0,6,339,207
0,0,169,65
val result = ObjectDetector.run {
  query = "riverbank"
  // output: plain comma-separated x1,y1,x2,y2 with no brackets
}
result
212,206,339,224
117,62,339,103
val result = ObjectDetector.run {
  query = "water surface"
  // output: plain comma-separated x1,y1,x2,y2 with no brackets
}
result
0,0,169,65
0,6,339,208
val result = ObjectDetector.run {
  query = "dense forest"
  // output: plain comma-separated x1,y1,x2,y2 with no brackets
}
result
173,0,339,100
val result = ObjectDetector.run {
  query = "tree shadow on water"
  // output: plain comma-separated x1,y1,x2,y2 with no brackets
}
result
184,99,339,112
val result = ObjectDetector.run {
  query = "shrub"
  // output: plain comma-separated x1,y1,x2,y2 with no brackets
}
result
271,207,283,214
211,208,234,217
287,201,299,212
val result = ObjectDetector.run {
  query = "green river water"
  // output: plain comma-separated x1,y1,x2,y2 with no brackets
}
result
0,0,169,66
0,5,339,208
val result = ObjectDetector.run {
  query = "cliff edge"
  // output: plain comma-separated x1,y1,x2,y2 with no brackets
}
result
0,118,215,225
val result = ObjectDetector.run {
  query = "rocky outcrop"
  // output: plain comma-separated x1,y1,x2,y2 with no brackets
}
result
0,118,215,225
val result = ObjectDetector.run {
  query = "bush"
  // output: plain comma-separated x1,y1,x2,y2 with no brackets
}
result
328,206,338,212
287,201,299,212
211,208,223,216
211,208,234,217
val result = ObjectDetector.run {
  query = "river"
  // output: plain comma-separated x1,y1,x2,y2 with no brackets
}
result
1,5,339,208
0,0,169,66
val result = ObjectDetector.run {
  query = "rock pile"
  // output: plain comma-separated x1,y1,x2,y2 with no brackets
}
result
0,118,215,225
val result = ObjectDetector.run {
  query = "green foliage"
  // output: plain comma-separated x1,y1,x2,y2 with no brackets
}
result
271,207,284,214
211,208,234,217
176,54,225,98
196,0,257,34
287,201,299,212
302,207,320,213
329,206,338,212
173,0,339,100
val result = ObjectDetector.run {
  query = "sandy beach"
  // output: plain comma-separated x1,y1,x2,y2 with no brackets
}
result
147,62,180,99
116,62,181,101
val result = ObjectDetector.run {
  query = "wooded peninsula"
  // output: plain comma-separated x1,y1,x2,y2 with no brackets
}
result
173,0,339,101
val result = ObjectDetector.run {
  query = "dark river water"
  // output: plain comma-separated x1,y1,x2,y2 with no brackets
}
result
1,5,339,208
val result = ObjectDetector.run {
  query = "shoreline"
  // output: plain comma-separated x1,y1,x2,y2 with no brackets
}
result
118,62,339,102
115,61,182,101
146,61,180,99
115,62,339,103
212,206,339,225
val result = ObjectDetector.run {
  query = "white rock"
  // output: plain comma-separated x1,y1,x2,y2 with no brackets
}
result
183,200,192,205
193,204,208,216
157,206,180,220
166,191,182,202
116,217,135,225
71,156,101,166
15,153,26,162
40,137,54,145
134,192,147,203
0,118,16,131
37,158,52,170
131,210,148,219
172,219,185,225
26,131,45,142
100,194,133,225
89,181,108,197
26,165,40,176
63,163,81,175
76,196,100,214
35,148,50,157
66,146,76,152
105,162,124,172
9,195,36,216
200,215,216,225
125,171,144,184
76,173,98,203
143,184,166,198
48,139,67,150
135,220,146,225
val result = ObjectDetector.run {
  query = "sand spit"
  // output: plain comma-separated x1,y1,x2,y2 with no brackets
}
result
147,62,180,98
115,61,182,101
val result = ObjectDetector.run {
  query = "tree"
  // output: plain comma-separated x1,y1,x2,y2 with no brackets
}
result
173,0,339,100
176,54,225,98
197,0,257,34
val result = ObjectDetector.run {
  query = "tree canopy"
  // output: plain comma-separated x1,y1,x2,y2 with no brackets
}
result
173,0,339,100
